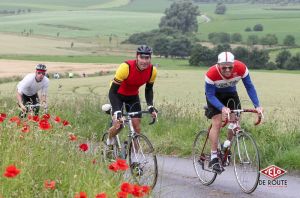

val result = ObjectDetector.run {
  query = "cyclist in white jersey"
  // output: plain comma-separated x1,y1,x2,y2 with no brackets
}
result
16,64,49,117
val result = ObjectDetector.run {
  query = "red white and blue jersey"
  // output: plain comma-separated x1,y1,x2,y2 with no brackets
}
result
205,60,260,110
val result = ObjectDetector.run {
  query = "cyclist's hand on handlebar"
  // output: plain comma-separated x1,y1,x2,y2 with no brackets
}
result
256,106,264,119
113,111,123,129
148,105,158,119
20,104,26,112
221,107,231,117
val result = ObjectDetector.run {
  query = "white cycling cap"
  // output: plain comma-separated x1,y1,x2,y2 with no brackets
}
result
217,52,234,63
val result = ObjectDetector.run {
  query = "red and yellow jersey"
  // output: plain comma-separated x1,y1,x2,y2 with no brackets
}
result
113,60,157,96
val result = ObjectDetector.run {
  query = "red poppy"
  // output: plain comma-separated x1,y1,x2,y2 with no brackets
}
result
79,143,88,152
108,162,119,172
0,113,6,123
120,182,133,193
21,124,30,133
132,185,144,197
92,159,97,164
44,180,56,190
95,192,107,198
32,115,39,122
3,165,21,178
42,114,51,120
9,116,21,125
62,120,70,126
39,119,51,130
0,113,7,119
116,159,129,171
69,134,77,141
54,116,61,123
74,192,87,198
141,185,151,194
117,191,128,198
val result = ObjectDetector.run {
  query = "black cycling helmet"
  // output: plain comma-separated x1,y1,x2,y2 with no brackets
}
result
36,64,47,71
136,45,152,56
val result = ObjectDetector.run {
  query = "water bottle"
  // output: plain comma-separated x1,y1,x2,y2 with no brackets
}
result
223,140,231,148
120,141,128,159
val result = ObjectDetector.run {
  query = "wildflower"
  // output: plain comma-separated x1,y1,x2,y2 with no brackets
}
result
132,185,144,197
120,182,133,193
42,114,51,120
62,120,70,126
108,163,119,172
3,165,21,178
39,119,51,130
141,185,151,194
95,192,107,198
79,143,88,152
74,192,87,198
69,134,77,141
117,191,128,198
44,180,56,190
54,116,61,123
9,116,21,125
0,113,6,123
116,159,129,171
21,124,30,133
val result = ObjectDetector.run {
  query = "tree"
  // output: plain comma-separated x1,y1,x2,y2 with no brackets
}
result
253,24,263,31
213,44,231,55
275,50,291,69
159,1,200,34
215,3,226,15
208,32,230,44
169,37,192,58
231,33,242,43
284,53,300,70
247,48,269,69
283,35,296,46
189,44,215,66
247,35,259,46
245,27,252,32
232,47,249,63
260,34,278,47
152,36,171,58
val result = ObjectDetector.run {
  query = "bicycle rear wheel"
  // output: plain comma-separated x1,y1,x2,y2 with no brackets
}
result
101,132,119,162
128,134,158,188
192,130,217,185
233,131,260,194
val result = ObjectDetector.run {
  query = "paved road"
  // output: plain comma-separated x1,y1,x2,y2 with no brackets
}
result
153,156,300,198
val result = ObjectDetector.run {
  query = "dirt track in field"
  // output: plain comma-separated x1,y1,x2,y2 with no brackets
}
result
0,59,118,78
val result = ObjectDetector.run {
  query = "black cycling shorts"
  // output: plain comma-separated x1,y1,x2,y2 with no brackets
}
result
115,94,142,118
205,92,241,119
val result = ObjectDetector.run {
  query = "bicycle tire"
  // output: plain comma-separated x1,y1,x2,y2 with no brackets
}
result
233,130,260,194
128,134,158,188
101,132,119,162
192,130,217,185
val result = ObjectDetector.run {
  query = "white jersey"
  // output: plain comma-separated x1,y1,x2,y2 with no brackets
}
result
17,73,49,96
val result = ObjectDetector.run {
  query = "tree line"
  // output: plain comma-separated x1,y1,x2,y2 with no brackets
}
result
123,0,300,70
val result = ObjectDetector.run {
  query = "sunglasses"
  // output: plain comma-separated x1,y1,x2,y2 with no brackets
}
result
221,66,234,71
37,72,46,75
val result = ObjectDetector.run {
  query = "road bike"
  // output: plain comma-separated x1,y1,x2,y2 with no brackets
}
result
20,102,48,118
101,104,158,188
192,107,262,194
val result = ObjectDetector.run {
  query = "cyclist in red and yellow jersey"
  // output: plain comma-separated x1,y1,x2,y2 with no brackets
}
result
106,45,158,147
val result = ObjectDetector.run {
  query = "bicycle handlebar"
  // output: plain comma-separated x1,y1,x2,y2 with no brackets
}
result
222,109,263,127
123,110,157,125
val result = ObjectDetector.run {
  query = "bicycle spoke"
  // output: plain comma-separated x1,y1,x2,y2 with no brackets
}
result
129,134,157,188
233,131,260,194
192,130,217,186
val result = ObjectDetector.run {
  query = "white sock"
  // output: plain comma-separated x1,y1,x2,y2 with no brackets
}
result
106,137,115,145
211,151,218,160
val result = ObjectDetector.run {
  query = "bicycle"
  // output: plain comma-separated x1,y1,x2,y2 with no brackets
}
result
100,104,158,188
20,102,48,118
192,107,262,194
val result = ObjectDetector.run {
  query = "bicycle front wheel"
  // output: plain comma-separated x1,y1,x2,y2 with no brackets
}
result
192,130,217,186
101,132,119,162
128,134,158,188
233,131,260,194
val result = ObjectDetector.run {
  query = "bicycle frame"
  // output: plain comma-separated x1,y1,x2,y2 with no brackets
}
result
199,109,262,168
